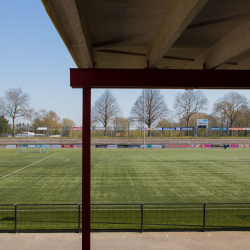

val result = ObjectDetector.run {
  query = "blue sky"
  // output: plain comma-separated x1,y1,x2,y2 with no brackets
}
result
1,1,250,127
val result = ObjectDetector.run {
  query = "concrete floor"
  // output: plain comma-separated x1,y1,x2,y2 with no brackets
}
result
91,232,250,250
0,231,249,250
0,233,82,250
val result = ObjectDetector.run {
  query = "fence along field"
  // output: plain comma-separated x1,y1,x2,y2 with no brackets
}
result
1,148,250,231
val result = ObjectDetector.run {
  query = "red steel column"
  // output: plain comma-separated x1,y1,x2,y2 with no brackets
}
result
82,87,91,249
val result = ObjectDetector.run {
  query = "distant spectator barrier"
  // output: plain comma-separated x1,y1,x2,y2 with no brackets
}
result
51,145,62,149
5,143,250,149
5,145,17,149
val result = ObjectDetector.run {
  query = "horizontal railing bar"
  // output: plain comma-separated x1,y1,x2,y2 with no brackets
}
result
0,204,82,206
91,203,250,205
1,203,250,206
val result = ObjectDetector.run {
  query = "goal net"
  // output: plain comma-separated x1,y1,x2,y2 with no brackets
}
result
18,141,48,153
169,141,192,148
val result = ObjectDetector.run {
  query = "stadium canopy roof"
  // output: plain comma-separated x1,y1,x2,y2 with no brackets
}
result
42,0,250,71
41,1,250,248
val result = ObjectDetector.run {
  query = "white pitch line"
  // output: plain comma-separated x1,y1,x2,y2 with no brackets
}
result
36,157,69,165
2,153,58,179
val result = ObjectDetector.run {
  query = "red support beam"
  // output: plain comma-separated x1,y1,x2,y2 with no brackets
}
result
82,87,91,249
71,69,250,89
71,68,250,250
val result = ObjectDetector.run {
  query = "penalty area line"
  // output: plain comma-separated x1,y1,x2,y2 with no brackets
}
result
2,153,58,179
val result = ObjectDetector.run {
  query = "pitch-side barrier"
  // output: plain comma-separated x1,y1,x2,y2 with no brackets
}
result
1,203,250,233
5,144,250,149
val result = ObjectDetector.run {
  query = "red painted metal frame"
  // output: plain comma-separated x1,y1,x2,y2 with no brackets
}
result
71,68,250,249
82,87,91,249
71,69,250,89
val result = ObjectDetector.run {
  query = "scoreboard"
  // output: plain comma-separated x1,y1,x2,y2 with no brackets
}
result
196,119,208,128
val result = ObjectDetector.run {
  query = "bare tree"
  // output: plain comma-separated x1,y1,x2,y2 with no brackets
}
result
130,89,168,135
174,90,208,127
213,92,249,128
91,90,121,136
0,88,32,136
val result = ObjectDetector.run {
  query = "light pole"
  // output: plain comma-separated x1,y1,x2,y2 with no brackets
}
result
170,111,173,137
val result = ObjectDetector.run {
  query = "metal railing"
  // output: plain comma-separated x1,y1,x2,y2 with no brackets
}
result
0,204,82,233
1,203,250,233
91,203,250,232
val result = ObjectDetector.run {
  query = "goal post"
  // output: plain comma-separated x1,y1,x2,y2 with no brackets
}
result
18,141,48,153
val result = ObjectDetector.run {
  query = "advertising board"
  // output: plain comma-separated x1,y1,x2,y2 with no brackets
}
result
210,127,228,130
37,127,47,130
128,145,140,148
51,145,62,148
73,127,82,130
162,127,194,130
73,145,82,148
62,145,73,148
90,145,95,148
229,144,238,148
5,145,16,149
162,127,176,130
96,145,107,148
28,145,39,148
107,145,118,148
140,145,151,148
180,127,194,130
118,145,129,148
40,145,50,148
151,145,162,149
229,128,246,130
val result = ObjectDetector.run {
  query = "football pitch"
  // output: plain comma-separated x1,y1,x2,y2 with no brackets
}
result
1,148,250,204
1,148,250,231
91,148,250,204
0,149,82,204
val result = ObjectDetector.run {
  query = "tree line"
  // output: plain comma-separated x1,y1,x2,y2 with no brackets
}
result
1,87,249,137
92,89,250,136
0,88,76,136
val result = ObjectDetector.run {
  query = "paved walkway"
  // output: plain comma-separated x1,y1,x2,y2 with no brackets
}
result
0,232,249,249
0,233,82,250
91,232,250,250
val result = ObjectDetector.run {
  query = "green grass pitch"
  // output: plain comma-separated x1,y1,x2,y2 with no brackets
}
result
0,149,82,204
1,148,250,204
91,148,250,204
1,148,250,231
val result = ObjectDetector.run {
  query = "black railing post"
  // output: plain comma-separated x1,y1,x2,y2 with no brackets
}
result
141,203,144,233
203,204,206,232
14,204,17,233
78,204,81,233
